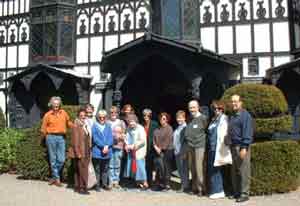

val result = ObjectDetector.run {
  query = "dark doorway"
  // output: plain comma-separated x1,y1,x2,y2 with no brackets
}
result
30,72,79,117
276,70,300,112
30,72,58,117
58,78,79,106
121,55,190,124
199,72,224,106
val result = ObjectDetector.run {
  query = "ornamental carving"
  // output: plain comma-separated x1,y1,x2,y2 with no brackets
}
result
0,30,5,45
275,0,285,18
220,4,229,22
21,27,27,42
256,1,266,19
10,29,16,43
108,16,116,32
139,12,147,28
93,17,101,34
123,14,131,31
238,2,248,21
203,6,212,23
79,19,86,34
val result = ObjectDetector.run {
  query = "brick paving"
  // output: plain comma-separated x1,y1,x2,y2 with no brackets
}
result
0,174,300,206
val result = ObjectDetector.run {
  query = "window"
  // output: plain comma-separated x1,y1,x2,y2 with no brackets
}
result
248,57,259,76
162,0,180,38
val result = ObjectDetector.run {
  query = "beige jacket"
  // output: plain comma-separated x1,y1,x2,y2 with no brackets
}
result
214,114,232,166
125,124,147,160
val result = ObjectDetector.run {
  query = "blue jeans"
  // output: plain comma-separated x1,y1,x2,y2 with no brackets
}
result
109,149,123,183
207,150,224,194
46,135,66,180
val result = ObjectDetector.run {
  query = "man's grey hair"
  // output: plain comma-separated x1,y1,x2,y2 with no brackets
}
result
142,108,152,115
48,96,62,108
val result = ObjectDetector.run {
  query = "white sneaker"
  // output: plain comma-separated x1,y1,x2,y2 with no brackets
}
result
209,192,225,199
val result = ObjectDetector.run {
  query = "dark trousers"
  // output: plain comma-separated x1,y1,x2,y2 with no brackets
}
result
154,150,173,186
231,146,251,197
92,158,110,188
146,153,154,185
74,157,89,191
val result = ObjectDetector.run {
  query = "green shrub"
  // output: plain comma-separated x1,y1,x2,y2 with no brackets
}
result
222,84,288,118
63,105,80,122
0,107,5,129
0,129,25,173
251,141,300,195
16,105,79,180
16,124,49,179
255,115,292,137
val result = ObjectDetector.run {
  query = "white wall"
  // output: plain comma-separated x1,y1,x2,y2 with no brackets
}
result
89,88,103,114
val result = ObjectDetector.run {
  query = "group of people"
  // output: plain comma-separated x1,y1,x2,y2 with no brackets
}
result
41,94,253,203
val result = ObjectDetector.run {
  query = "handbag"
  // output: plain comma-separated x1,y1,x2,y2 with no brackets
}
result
87,160,97,189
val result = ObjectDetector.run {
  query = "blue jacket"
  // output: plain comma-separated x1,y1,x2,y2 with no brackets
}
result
91,122,113,159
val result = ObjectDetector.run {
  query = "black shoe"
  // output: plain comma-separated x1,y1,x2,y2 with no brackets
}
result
227,194,239,199
236,196,249,203
227,195,236,200
103,186,112,191
164,185,171,191
183,188,191,194
139,186,149,191
79,190,90,195
152,185,163,192
95,187,101,192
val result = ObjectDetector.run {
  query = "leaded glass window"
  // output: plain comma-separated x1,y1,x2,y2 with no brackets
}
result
44,23,58,57
31,24,43,60
60,23,73,59
162,0,180,38
183,0,199,40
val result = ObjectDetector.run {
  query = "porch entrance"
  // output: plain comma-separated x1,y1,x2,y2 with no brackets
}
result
121,55,190,123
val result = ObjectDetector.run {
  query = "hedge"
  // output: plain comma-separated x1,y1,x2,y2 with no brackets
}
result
16,124,49,179
0,129,25,173
250,140,300,195
222,84,288,118
16,105,79,180
255,115,292,137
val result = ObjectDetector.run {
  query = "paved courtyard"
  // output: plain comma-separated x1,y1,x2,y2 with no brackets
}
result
0,174,300,206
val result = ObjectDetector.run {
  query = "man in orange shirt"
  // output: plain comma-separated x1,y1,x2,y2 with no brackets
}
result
41,96,73,187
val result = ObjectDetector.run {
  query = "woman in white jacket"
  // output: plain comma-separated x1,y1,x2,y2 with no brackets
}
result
207,100,232,199
124,114,148,189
